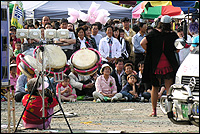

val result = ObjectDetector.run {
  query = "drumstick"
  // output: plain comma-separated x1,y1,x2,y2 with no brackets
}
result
7,87,11,133
11,86,16,130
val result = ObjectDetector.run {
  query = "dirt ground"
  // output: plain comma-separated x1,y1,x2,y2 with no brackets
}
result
1,101,199,133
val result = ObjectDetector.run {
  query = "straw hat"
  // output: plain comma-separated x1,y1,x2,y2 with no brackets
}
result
100,64,113,74
27,78,49,93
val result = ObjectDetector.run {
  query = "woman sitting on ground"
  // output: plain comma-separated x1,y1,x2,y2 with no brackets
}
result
93,64,122,102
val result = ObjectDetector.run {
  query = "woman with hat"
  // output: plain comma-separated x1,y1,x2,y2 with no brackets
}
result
93,64,122,102
140,15,179,117
22,78,58,129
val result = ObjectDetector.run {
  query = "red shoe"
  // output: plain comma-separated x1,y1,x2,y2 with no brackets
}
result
149,110,157,117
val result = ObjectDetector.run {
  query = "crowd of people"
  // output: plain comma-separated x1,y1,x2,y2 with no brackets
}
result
1,14,199,129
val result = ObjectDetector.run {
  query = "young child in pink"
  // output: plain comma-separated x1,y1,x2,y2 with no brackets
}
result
56,75,77,102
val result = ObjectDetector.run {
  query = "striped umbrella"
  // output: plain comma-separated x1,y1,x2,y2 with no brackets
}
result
141,5,182,19
132,1,172,19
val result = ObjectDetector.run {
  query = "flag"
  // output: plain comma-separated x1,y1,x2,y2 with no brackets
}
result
10,1,24,29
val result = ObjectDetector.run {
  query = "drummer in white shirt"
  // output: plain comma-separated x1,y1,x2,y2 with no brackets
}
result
99,25,122,69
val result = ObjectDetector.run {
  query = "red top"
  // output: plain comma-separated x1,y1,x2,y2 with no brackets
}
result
154,42,173,75
22,94,58,124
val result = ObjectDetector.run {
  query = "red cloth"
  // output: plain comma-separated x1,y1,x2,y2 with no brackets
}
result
154,53,173,75
22,94,58,124
154,42,173,75
184,43,191,48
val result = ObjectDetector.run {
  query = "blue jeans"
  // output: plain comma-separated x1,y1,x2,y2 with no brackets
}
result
142,92,151,100
120,91,134,101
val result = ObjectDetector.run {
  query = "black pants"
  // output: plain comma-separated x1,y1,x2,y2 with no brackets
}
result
15,92,28,102
135,53,146,72
75,79,95,97
62,49,73,61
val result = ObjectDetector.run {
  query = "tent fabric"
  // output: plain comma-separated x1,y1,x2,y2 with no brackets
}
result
171,1,197,13
149,1,172,6
33,1,132,19
141,5,182,19
161,5,182,16
132,1,148,18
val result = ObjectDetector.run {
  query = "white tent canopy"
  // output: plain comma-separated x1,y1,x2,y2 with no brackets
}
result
11,1,132,20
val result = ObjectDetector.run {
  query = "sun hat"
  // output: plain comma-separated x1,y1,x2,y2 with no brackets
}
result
37,81,49,91
160,15,172,23
100,64,113,74
27,77,49,93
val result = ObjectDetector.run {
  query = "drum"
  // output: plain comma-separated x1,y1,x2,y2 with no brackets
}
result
70,48,102,76
33,45,70,76
18,54,42,78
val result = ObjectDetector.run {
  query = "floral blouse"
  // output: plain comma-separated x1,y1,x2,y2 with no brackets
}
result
95,75,117,94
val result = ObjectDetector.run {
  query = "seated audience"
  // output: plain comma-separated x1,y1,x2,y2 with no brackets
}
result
69,69,96,100
111,58,124,93
121,63,137,88
93,64,122,102
120,73,141,102
22,78,58,129
56,75,77,102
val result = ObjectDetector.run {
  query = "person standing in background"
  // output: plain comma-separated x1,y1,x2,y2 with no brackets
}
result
132,22,147,72
122,17,136,64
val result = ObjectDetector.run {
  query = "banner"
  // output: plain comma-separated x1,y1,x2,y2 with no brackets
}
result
10,1,24,29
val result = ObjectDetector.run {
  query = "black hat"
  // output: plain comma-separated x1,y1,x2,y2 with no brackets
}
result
121,17,129,22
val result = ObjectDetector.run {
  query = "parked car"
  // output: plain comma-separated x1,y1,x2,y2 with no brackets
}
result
160,39,199,127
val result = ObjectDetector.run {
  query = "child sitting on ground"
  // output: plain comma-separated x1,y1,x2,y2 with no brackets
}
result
120,73,141,102
22,78,58,129
56,75,77,102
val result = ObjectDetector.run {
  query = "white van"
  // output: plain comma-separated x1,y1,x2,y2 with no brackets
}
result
160,43,199,127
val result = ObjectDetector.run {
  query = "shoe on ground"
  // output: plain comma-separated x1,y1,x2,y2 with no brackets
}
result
83,96,94,101
149,111,157,117
124,97,128,101
69,98,77,102
111,97,118,102
96,98,101,103
140,97,144,102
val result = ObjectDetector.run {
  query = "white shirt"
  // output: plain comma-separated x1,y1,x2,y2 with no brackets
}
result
115,68,124,85
78,37,86,49
124,29,130,36
99,36,122,62
91,34,102,50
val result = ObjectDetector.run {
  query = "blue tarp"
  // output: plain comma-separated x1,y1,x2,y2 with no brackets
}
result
172,1,197,14
33,1,132,19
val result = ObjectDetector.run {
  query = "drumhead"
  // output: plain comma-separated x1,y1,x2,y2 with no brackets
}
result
72,48,98,70
37,45,67,69
18,62,34,78
24,55,42,72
